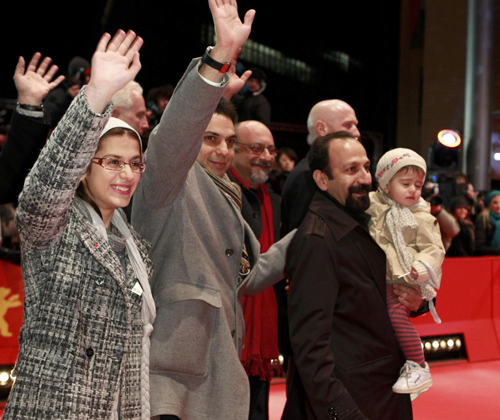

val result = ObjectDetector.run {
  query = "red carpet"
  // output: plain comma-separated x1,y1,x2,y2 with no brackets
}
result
2,359,499,418
269,359,500,419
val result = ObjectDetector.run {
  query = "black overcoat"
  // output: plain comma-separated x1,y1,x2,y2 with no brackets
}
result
282,191,413,420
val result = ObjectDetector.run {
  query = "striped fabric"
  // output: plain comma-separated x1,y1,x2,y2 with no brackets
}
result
386,284,425,365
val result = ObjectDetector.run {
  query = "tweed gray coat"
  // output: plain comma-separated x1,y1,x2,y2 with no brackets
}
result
132,59,294,420
3,90,153,419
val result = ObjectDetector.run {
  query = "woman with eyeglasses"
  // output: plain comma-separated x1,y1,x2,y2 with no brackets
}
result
4,30,155,420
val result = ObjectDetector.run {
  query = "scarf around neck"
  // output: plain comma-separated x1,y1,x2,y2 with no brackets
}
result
380,189,418,274
488,210,500,248
82,201,155,420
379,190,440,323
229,168,282,381
203,166,242,210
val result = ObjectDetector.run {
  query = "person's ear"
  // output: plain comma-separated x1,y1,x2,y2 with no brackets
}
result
315,120,328,138
313,169,329,191
383,183,390,194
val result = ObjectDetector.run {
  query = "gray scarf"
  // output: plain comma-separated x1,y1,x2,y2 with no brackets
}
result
83,201,155,420
380,190,441,323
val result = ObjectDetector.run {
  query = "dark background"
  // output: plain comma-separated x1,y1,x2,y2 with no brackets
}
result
2,0,401,158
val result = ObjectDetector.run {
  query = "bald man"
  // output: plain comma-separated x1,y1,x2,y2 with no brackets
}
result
282,99,360,235
306,99,360,145
280,101,427,393
228,120,282,420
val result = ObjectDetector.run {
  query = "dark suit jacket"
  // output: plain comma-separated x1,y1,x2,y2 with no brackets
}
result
282,191,412,420
228,172,281,242
0,111,50,204
228,172,292,355
280,153,315,236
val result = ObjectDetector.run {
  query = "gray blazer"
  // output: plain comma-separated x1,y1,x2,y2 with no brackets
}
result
4,91,153,419
131,59,294,420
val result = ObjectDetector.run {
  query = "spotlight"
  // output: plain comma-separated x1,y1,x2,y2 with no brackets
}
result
431,129,462,169
437,130,462,148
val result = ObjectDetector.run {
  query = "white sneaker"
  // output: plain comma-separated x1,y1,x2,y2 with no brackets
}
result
392,360,432,394
410,386,430,401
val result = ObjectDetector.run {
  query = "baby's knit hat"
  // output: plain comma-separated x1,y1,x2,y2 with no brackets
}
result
375,148,427,189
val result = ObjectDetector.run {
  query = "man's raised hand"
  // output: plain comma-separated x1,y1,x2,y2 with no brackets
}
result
14,53,65,106
209,0,255,57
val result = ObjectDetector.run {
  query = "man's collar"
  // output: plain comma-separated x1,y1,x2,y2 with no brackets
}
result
309,190,370,241
228,167,249,189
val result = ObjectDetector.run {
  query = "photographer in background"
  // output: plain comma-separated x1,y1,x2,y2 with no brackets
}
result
146,84,174,129
43,56,90,128
422,178,459,252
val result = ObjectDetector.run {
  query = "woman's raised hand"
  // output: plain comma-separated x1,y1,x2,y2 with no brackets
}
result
85,30,143,113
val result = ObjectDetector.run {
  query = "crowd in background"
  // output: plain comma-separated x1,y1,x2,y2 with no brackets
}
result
1,4,500,418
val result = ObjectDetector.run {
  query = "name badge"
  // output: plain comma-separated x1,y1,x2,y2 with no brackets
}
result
132,281,143,296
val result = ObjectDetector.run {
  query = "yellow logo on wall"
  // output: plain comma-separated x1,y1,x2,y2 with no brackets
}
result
0,287,22,338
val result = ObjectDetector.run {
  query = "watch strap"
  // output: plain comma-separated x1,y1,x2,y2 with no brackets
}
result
201,47,232,74
17,102,44,112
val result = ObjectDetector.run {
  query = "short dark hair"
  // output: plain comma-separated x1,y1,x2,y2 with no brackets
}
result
146,84,174,104
278,147,298,164
308,131,358,179
215,98,238,124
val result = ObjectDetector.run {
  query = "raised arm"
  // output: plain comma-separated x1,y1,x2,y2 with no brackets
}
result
16,31,143,249
15,53,65,106
138,0,255,208
0,53,64,204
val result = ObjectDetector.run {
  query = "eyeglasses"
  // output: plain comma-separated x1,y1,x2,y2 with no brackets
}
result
236,141,278,157
92,157,146,174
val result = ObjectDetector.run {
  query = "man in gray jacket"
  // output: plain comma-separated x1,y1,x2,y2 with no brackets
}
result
131,1,294,419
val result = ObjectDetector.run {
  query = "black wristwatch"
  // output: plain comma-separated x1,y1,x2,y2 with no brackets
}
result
201,47,231,73
17,102,44,112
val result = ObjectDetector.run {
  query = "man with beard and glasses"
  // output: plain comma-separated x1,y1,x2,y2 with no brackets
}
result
228,120,282,420
282,131,413,420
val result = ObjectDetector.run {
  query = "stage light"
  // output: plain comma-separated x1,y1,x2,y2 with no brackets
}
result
425,342,432,351
431,129,462,169
456,339,462,348
437,130,462,148
447,339,454,347
432,341,439,349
